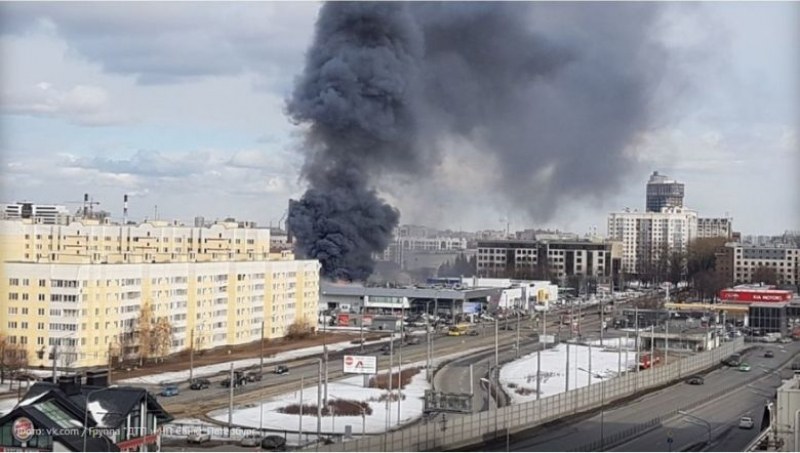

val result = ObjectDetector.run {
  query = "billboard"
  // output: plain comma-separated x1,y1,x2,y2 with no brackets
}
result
337,313,350,327
719,289,792,303
343,355,377,374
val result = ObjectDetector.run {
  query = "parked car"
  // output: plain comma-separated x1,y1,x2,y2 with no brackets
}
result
190,378,210,390
274,365,290,375
764,350,775,358
261,435,287,450
160,384,180,397
240,433,263,447
467,330,480,336
739,363,751,372
246,371,263,382
187,429,211,444
686,376,704,385
739,416,755,429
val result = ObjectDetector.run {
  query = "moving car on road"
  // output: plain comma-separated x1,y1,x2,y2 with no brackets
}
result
240,433,263,447
160,384,180,397
739,416,755,429
764,350,775,358
261,435,287,450
274,365,290,375
190,378,210,390
738,363,751,372
187,429,211,444
246,371,263,382
686,376,704,385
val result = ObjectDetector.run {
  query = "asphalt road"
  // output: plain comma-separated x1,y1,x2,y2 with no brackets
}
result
477,341,800,452
156,324,527,417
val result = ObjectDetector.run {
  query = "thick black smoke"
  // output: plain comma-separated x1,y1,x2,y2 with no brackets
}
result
288,2,670,280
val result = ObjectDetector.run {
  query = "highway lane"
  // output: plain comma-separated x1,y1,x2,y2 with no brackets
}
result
478,341,800,452
157,325,527,417
614,345,790,452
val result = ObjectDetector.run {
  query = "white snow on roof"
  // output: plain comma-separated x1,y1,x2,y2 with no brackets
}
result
87,399,110,428
16,392,44,407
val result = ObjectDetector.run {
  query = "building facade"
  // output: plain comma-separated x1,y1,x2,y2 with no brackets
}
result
697,217,733,239
645,171,684,213
607,207,698,276
1,203,71,225
475,239,617,282
715,243,800,286
0,219,320,369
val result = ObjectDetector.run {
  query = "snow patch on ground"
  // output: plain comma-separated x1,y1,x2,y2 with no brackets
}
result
209,367,428,435
499,340,639,404
121,335,397,386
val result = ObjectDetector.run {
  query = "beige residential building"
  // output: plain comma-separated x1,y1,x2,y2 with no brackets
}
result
0,219,320,370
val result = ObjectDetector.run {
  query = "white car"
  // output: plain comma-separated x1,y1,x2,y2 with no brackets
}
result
187,429,211,443
240,434,262,447
739,416,755,430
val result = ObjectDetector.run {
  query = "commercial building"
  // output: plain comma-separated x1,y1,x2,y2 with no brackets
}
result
1,203,71,225
0,375,172,452
476,239,619,283
0,218,320,370
319,282,501,319
697,217,733,239
607,207,698,276
457,277,558,311
645,171,684,213
381,234,468,266
715,243,800,286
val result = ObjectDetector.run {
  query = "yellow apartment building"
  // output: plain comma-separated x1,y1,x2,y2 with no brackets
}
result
0,218,320,369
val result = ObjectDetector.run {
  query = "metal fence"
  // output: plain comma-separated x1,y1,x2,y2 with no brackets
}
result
310,337,745,452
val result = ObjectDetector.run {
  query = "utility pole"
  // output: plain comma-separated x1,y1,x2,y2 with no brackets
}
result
260,321,265,375
398,305,404,424
650,324,655,367
515,311,521,358
317,359,322,442
536,349,541,400
189,328,194,382
495,317,499,367
388,331,394,429
426,301,432,381
51,344,58,382
665,317,670,365
565,342,570,392
228,363,234,437
588,342,593,387
469,363,474,397
299,375,304,443
634,306,640,374
107,342,113,385
600,298,605,346
323,322,328,406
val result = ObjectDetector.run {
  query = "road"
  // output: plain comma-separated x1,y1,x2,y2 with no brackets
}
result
157,324,526,418
476,341,800,452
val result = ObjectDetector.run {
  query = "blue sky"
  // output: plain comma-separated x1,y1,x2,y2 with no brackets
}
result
0,2,797,235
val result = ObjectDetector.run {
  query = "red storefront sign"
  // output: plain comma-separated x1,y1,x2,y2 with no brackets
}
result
719,289,792,303
337,313,350,326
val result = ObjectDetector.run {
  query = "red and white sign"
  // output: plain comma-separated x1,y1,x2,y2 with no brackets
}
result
720,289,793,303
11,417,34,442
342,355,377,374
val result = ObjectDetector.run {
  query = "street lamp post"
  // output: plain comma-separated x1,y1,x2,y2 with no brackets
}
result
678,410,711,445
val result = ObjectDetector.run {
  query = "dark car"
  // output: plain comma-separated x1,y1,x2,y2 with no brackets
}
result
468,330,480,336
190,378,211,390
246,371,263,382
261,435,287,450
222,371,247,388
764,350,775,358
686,376,704,385
274,365,290,375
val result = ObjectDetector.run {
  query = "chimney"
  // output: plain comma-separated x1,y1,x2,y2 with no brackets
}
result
58,374,82,395
85,369,109,387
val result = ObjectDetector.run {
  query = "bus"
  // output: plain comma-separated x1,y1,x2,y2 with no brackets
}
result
448,323,471,336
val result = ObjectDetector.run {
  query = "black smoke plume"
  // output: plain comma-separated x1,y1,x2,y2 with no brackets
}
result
288,2,671,280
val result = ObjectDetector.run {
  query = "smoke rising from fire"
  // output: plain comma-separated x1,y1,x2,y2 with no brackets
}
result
288,2,671,280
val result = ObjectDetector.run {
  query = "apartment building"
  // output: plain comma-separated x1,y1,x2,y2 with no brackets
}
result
476,239,617,282
697,217,733,239
645,171,684,213
716,243,799,286
0,218,320,370
607,207,698,275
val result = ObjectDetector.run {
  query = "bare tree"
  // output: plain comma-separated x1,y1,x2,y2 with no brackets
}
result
0,336,28,383
152,317,173,362
752,266,778,286
136,303,155,367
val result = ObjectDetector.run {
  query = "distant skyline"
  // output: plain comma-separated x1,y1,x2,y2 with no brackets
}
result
1,2,797,236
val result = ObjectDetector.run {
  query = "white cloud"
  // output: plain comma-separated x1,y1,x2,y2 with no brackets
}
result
1,82,127,126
